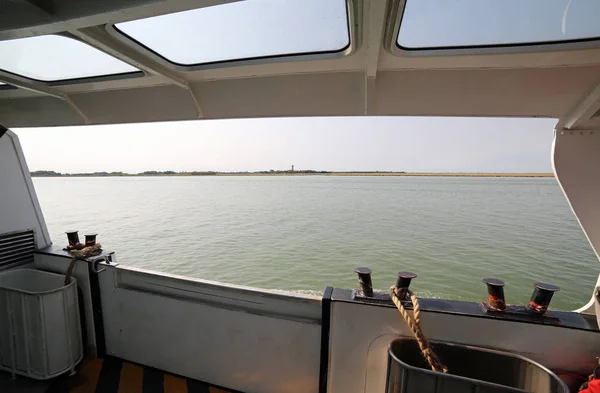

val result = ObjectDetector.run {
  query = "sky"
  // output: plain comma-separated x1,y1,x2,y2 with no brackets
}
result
14,117,557,174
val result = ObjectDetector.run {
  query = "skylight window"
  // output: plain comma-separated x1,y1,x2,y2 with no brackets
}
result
398,0,600,49
0,35,139,82
114,0,350,66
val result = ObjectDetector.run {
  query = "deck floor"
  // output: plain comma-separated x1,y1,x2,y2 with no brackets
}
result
1,357,235,393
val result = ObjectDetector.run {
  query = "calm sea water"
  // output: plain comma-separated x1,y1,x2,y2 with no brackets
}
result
32,176,598,310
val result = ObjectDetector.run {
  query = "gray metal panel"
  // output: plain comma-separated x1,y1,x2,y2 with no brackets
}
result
0,230,35,270
0,132,51,249
115,266,321,323
194,72,365,119
70,85,200,124
99,266,322,393
374,67,600,118
4,64,600,126
0,97,83,127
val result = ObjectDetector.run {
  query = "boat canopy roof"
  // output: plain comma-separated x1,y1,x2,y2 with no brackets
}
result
1,0,600,130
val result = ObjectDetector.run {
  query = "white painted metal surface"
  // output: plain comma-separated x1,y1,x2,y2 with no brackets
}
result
0,131,51,249
0,269,82,379
327,299,600,393
98,265,322,393
553,129,600,313
553,130,600,261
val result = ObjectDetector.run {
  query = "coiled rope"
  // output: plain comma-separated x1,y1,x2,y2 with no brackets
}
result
64,243,103,285
389,285,448,373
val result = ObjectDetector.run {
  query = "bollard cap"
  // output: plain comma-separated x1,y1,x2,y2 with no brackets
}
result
533,282,560,292
483,278,505,287
354,267,372,275
397,271,417,279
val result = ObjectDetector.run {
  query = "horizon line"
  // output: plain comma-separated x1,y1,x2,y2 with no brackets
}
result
29,170,554,178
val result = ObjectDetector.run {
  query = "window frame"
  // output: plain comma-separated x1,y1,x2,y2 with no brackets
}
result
107,0,358,71
0,68,146,87
385,0,600,57
0,83,17,91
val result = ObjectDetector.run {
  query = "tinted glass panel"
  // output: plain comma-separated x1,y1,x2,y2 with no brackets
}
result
115,0,350,65
0,35,139,81
398,0,600,49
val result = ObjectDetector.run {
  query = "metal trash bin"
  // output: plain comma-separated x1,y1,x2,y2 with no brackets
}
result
387,338,568,393
0,269,83,379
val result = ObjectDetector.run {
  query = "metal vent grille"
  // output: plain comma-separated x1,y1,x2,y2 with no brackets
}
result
0,230,35,270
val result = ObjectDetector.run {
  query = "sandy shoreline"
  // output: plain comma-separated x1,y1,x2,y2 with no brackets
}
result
31,172,555,178
326,172,553,177
215,172,554,178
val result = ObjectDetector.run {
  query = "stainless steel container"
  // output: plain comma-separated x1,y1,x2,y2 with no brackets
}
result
387,338,568,393
0,269,83,379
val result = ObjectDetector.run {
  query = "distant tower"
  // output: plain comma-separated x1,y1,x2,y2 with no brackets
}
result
291,165,294,172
